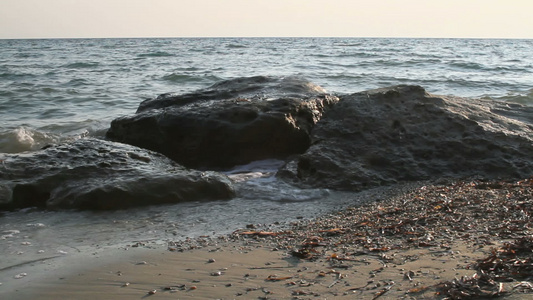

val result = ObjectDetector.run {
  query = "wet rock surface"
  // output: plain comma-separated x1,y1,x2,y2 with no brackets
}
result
279,85,533,190
0,138,235,210
136,75,329,113
107,76,339,169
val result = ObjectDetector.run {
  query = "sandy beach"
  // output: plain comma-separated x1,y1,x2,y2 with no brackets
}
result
1,178,531,300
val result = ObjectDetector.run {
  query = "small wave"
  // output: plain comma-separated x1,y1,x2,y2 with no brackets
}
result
161,73,222,84
223,159,330,202
161,73,199,83
448,61,485,71
41,87,58,94
0,127,60,153
63,62,100,69
226,44,247,49
137,51,174,58
0,72,37,80
491,89,533,106
64,78,88,87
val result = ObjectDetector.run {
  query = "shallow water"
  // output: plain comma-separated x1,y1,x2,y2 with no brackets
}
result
0,158,386,271
1,38,532,153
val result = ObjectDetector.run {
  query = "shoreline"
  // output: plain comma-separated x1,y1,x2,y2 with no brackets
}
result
1,178,531,299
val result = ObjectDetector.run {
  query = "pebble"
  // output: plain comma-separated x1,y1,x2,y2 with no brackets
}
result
208,258,216,263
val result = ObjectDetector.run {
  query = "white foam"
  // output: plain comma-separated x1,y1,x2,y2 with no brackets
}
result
0,127,58,153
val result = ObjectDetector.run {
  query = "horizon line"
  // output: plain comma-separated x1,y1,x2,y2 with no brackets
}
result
1,36,532,41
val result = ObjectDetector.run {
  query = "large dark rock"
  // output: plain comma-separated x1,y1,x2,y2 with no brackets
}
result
279,85,533,190
0,138,235,210
107,76,339,169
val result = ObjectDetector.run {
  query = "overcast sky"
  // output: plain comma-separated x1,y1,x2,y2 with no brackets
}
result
1,0,532,39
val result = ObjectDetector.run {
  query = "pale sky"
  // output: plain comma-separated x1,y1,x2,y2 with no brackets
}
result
1,0,532,39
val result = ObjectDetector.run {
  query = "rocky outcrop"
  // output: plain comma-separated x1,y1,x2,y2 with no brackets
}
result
279,85,533,190
107,76,339,169
0,138,235,210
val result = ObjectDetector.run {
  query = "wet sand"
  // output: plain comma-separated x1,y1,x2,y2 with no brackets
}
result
1,178,531,299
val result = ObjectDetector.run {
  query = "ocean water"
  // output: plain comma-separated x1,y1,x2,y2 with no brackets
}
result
1,38,532,153
0,38,532,274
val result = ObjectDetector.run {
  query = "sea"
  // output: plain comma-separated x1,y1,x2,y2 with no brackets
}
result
0,38,532,274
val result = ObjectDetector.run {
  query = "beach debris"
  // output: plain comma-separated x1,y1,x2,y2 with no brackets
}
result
14,273,27,279
173,178,531,298
236,230,292,237
372,282,394,300
403,270,415,281
131,241,148,248
436,237,533,299
319,228,345,235
347,280,374,291
442,236,532,298
291,248,319,260
407,285,431,294
136,261,147,265
122,282,130,287
189,285,197,290
207,258,216,263
210,271,223,276
147,289,157,295
57,250,68,255
292,290,311,295
266,275,293,281
20,241,31,245
513,281,533,293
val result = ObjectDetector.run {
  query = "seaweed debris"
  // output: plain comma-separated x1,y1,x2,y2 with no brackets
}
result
232,177,532,298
